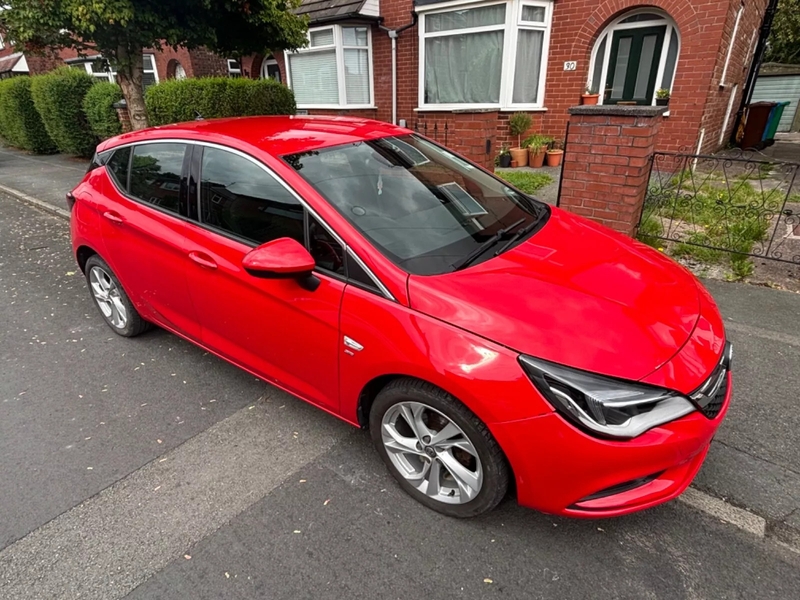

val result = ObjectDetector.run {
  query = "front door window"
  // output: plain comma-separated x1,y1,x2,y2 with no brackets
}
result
606,25,666,105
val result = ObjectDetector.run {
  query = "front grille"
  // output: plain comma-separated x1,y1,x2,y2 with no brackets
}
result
690,341,732,419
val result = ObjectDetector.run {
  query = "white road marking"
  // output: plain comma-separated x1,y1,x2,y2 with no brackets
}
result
679,487,767,538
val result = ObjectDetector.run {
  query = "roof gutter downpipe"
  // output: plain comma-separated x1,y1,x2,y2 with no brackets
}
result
379,12,418,125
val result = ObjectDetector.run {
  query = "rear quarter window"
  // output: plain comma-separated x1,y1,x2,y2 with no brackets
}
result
106,147,132,191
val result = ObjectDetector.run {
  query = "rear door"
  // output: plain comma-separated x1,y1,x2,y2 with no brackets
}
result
96,141,199,338
181,144,345,411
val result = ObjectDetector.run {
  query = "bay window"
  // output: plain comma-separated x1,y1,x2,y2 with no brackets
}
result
419,0,552,110
286,25,374,109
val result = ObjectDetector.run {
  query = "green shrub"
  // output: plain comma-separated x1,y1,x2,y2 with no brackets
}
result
83,81,123,140
0,77,57,153
31,67,98,157
146,77,296,126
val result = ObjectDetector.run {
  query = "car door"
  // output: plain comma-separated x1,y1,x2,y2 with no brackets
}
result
182,144,344,411
96,141,199,338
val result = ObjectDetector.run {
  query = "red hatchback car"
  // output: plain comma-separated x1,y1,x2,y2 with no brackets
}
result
70,116,731,518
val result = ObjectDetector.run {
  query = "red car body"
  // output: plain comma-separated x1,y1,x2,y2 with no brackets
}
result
70,116,730,517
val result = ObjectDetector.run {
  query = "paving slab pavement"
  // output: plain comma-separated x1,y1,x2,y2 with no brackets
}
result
0,145,88,211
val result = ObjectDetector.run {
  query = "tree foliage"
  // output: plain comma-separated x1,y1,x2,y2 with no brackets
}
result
1,1,308,129
766,0,800,64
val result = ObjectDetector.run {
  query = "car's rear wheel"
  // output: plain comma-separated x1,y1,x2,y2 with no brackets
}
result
84,255,150,337
370,378,509,517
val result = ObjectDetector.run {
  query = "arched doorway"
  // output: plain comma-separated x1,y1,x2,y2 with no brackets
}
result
261,55,281,83
588,9,680,106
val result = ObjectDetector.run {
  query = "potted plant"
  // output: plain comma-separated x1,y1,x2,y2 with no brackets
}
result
582,86,600,105
546,139,564,167
497,144,512,168
525,134,550,168
655,88,671,106
508,112,532,167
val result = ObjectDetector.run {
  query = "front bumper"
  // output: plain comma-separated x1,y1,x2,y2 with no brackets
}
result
491,373,731,517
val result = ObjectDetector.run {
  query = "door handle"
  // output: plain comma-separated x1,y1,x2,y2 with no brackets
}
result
188,251,217,269
103,211,124,224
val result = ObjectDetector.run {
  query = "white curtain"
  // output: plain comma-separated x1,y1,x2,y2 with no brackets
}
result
424,5,505,104
512,29,544,104
425,31,504,103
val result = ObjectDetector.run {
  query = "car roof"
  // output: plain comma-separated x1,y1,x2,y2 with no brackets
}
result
97,115,413,157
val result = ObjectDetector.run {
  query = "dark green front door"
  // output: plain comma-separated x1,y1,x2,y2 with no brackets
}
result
605,25,666,105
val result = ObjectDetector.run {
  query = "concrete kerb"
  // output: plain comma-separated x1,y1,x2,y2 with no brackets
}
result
0,184,70,221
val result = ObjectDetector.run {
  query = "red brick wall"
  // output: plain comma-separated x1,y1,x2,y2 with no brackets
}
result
416,111,499,170
699,0,768,152
186,48,228,77
560,107,664,236
281,0,767,164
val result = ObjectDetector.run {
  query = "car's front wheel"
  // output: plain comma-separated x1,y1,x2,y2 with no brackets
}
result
370,378,509,517
84,255,150,337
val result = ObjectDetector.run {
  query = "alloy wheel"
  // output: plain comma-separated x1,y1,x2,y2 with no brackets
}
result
89,266,128,329
380,401,483,504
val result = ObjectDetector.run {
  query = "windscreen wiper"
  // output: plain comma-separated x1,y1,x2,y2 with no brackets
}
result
493,217,542,257
451,218,525,271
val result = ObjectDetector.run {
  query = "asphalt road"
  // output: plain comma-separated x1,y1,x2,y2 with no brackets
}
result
1,193,799,599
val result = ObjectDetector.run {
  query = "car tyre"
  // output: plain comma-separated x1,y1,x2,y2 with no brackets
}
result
84,255,150,337
370,378,509,517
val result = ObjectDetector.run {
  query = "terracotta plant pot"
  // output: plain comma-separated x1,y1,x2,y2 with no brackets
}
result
510,159,519,168
509,147,528,167
581,94,600,105
546,149,563,167
529,148,546,168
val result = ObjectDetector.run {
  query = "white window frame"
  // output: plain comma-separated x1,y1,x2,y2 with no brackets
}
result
227,58,242,77
587,8,681,107
143,53,159,85
720,5,743,87
285,24,375,109
0,35,5,51
73,54,159,85
81,57,117,82
417,0,553,111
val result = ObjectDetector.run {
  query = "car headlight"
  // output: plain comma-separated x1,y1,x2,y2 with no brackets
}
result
518,355,696,439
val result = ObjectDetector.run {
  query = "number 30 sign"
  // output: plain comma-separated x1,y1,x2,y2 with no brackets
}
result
563,61,577,71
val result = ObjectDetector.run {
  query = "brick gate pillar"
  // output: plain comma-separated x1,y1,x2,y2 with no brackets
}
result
559,106,667,237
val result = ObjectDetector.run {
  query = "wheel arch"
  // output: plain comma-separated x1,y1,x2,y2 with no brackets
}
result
76,245,98,273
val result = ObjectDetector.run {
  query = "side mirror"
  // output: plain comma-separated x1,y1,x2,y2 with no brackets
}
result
242,238,320,291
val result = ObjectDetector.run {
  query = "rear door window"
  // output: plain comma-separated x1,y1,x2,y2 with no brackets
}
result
129,143,188,214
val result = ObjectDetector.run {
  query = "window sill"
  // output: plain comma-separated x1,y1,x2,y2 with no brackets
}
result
296,105,377,110
415,106,547,113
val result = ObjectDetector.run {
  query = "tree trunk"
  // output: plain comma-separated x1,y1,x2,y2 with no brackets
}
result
116,45,148,130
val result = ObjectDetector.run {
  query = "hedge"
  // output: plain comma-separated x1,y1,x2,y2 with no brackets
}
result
31,67,98,157
0,77,57,154
146,77,296,126
83,81,123,140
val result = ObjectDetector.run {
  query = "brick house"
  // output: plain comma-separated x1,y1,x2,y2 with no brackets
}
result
251,0,769,168
2,0,770,169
